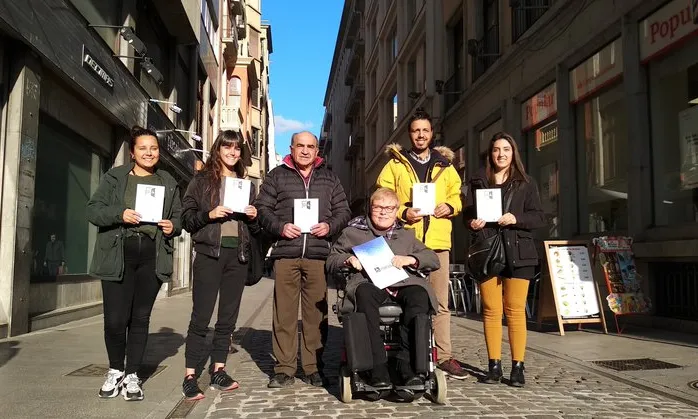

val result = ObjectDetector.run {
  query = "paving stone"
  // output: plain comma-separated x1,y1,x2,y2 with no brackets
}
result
200,288,698,419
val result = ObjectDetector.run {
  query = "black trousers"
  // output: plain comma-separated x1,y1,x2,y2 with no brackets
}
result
353,283,430,368
185,247,247,369
102,235,161,374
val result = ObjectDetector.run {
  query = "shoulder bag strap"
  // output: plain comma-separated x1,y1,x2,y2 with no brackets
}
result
430,166,445,183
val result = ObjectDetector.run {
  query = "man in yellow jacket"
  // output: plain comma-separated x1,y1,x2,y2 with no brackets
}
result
376,108,467,380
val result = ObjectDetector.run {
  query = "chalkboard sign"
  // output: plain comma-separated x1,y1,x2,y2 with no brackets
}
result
541,240,608,336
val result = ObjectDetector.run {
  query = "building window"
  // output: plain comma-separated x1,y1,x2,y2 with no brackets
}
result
473,0,500,81
576,84,628,233
70,0,122,51
251,84,260,108
228,76,242,96
251,127,260,156
511,0,552,42
526,121,559,237
446,16,464,111
389,27,398,63
249,29,261,60
136,2,171,97
479,118,503,167
392,93,398,130
650,47,698,226
32,114,107,282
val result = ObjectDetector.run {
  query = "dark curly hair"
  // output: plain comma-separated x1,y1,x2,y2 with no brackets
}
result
128,125,158,152
406,107,433,133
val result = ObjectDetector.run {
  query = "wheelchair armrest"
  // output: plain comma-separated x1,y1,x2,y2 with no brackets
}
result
405,266,433,278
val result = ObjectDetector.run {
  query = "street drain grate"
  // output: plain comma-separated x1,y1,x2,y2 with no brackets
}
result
689,380,698,390
591,358,682,371
65,363,167,378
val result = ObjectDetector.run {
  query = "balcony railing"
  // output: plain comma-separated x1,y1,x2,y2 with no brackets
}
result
471,25,499,82
512,0,552,42
220,105,241,131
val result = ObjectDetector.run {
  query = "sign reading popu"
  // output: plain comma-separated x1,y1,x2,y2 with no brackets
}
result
640,0,698,62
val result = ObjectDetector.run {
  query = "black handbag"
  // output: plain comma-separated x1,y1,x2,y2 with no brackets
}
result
245,229,272,286
467,185,514,281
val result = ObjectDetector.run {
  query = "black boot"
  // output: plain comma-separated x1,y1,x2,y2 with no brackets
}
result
483,359,503,384
370,363,391,387
510,361,525,387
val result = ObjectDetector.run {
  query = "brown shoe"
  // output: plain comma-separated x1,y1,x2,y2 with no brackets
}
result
438,358,469,380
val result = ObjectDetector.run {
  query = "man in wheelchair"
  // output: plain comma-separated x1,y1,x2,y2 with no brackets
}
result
326,188,441,390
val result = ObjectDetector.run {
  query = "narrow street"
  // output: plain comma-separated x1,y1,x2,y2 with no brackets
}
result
1,278,697,418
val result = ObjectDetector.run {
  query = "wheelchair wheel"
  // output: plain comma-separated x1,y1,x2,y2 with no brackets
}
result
432,369,448,405
339,365,352,403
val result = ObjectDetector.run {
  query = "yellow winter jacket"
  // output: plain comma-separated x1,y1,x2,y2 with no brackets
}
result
376,144,463,251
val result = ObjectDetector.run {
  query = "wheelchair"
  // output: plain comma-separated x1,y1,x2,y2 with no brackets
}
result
332,267,447,404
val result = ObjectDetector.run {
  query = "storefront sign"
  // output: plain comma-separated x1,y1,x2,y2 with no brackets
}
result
569,39,623,103
521,83,557,131
639,0,698,62
81,45,114,90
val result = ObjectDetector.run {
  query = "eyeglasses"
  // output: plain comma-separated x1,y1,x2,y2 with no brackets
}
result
371,205,398,214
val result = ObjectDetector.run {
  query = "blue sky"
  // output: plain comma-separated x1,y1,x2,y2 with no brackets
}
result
264,0,343,156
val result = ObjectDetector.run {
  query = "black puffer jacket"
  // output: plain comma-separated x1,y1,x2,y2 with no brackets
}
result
182,172,261,261
464,168,546,275
254,156,351,260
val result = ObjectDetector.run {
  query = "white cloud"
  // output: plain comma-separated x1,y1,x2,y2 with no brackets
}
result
275,116,313,134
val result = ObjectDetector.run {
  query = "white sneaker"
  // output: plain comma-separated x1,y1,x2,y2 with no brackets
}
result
121,373,144,401
98,369,124,398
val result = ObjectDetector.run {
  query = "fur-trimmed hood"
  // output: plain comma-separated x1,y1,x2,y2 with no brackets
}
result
384,143,455,166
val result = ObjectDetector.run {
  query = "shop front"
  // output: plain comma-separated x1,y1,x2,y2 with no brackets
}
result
638,0,698,320
521,82,559,238
569,38,627,234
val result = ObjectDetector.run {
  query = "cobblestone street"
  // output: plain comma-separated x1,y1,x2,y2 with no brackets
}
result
199,290,698,419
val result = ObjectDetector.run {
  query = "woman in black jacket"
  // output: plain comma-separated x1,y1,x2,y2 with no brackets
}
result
181,130,260,400
87,126,182,401
464,132,545,387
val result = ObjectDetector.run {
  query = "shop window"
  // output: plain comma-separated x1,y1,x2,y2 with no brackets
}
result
651,52,698,226
576,84,628,233
31,115,107,282
527,120,559,237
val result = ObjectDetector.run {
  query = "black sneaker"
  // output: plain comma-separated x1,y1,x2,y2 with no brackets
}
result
209,368,239,391
182,374,205,401
267,373,295,388
301,372,324,387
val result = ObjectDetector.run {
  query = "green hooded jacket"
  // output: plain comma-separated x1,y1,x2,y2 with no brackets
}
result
86,163,183,282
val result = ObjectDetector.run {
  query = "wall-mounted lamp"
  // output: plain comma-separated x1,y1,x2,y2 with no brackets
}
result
157,129,202,142
89,25,147,56
141,57,164,85
149,99,182,114
113,55,164,84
